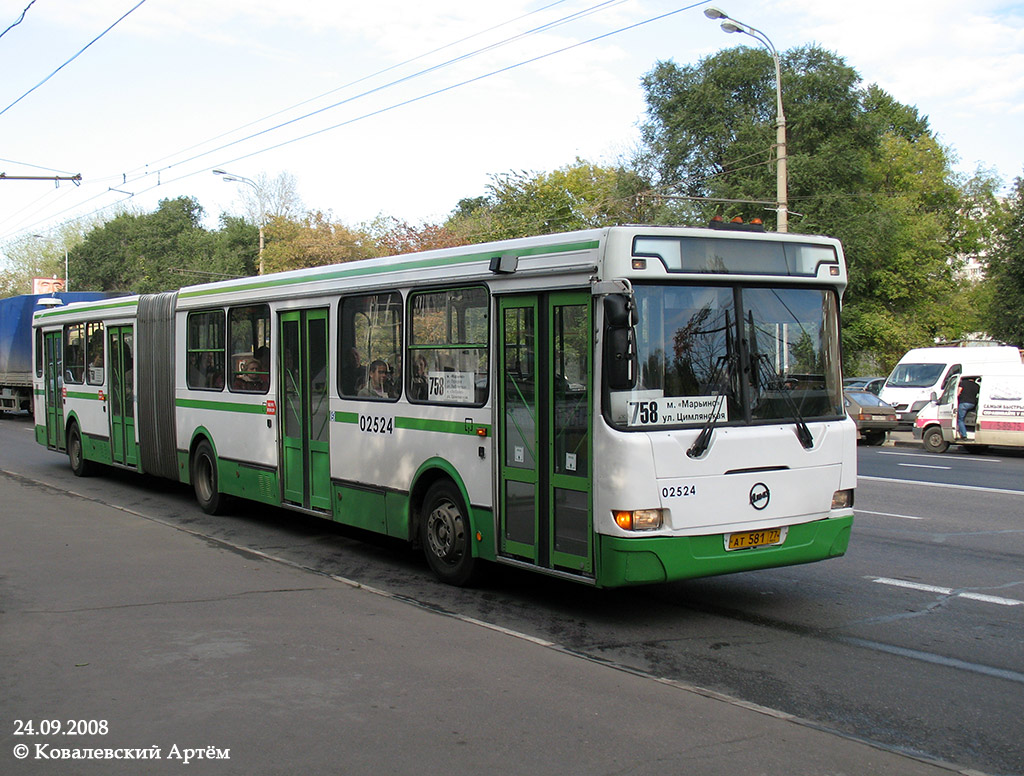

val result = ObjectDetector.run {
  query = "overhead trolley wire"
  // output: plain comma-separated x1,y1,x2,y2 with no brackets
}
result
4,0,619,235
0,0,150,119
6,2,707,239
123,0,631,180
135,0,585,173
0,1,37,42
134,0,696,193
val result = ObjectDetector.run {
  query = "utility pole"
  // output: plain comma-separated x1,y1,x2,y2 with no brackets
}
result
704,8,788,232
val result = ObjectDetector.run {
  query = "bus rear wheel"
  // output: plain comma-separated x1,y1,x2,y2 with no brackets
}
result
191,440,227,515
420,481,479,586
67,423,95,477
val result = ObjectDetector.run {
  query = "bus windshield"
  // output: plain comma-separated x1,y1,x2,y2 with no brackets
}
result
608,284,843,429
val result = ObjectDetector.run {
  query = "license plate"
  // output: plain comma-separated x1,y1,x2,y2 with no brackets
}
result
726,527,784,551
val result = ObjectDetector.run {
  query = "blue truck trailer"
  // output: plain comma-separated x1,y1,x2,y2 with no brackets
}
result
0,293,108,412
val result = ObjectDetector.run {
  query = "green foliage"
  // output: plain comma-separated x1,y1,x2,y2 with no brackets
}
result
639,43,987,371
446,159,651,242
71,197,252,293
983,175,1024,346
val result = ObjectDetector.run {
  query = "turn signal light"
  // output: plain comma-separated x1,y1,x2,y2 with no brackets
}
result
613,509,664,531
831,489,854,509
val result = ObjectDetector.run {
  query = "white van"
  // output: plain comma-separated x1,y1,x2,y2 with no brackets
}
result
879,346,1021,428
915,368,1024,453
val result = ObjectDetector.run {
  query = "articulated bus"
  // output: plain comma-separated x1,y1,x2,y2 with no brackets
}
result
32,224,855,587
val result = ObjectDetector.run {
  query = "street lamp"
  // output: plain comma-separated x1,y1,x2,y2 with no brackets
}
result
213,169,266,274
704,7,788,232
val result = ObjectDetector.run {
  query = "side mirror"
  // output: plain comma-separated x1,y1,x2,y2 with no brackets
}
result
604,295,637,390
604,293,638,327
929,391,937,403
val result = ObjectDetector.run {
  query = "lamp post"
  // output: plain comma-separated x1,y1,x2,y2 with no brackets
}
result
213,169,265,274
704,7,788,232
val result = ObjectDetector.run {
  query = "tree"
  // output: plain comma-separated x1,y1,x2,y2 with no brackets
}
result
228,171,304,227
639,44,980,371
0,211,123,297
70,197,245,293
364,215,467,256
447,159,651,243
984,175,1024,347
260,211,375,273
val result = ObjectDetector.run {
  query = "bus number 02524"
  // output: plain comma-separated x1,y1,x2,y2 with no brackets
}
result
662,484,696,499
359,415,394,434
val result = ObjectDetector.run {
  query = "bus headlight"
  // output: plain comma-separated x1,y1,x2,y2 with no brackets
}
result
831,489,854,510
614,509,664,531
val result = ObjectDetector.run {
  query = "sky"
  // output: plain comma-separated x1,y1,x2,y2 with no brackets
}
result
1,0,1022,261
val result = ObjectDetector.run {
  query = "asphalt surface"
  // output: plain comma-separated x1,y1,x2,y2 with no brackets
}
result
0,462,974,776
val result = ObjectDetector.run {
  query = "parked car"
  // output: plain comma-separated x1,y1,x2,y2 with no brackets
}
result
845,389,898,445
843,376,885,395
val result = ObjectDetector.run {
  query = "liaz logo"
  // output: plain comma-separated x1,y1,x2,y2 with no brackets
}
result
749,483,770,510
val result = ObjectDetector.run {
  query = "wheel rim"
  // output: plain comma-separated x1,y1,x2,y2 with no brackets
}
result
195,455,215,502
70,433,81,468
923,429,943,452
426,499,466,566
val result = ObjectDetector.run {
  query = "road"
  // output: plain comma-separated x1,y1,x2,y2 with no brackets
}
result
1,414,1022,775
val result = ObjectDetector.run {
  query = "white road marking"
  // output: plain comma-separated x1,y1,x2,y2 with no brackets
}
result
873,577,1023,607
896,463,951,470
855,509,923,520
859,475,1024,496
876,450,1003,463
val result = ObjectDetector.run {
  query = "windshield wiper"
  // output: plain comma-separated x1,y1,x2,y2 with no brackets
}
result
687,354,731,459
753,354,814,449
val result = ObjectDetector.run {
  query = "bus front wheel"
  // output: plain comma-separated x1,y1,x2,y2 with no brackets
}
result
420,480,479,586
191,440,227,515
921,426,948,454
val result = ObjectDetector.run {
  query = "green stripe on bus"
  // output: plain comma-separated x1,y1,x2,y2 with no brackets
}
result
176,398,269,414
333,411,491,436
179,240,600,299
64,390,102,400
36,299,138,319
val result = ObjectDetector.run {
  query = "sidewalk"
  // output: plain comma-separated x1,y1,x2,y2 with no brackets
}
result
0,470,965,776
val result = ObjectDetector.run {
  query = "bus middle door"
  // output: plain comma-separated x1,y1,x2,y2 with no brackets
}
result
108,325,137,467
498,292,593,577
280,309,331,511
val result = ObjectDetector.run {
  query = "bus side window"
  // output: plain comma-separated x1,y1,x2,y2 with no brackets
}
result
64,323,85,384
339,292,402,401
228,304,270,393
186,310,225,391
408,287,489,406
86,321,105,385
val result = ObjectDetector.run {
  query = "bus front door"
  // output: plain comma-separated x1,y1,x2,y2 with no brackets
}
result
280,309,331,511
498,292,593,576
43,330,65,451
108,325,137,467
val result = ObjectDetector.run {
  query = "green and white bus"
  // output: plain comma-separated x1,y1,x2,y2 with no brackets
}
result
32,223,855,587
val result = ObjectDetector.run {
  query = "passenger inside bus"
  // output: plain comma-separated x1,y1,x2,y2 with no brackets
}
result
232,358,267,392
359,359,392,399
188,352,224,390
